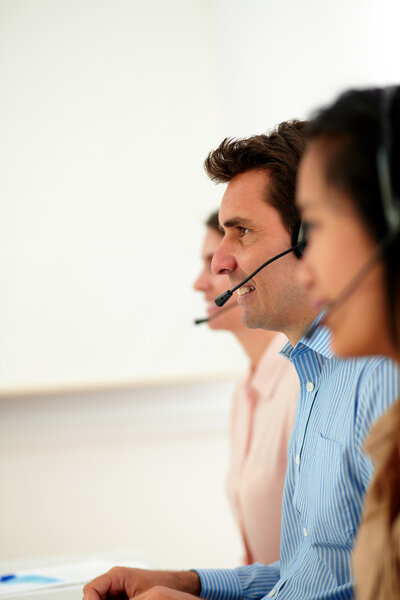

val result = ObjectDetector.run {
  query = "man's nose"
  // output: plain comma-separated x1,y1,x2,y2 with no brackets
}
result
211,240,237,275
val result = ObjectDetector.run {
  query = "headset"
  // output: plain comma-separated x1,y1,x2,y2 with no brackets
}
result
377,86,400,234
303,85,400,339
193,301,238,325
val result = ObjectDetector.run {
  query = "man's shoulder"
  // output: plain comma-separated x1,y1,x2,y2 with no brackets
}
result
329,354,400,424
331,353,400,381
319,354,400,410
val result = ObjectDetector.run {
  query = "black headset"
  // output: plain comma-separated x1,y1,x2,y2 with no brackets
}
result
292,220,307,258
377,85,400,236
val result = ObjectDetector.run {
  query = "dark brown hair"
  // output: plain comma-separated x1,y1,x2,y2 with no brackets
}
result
204,120,308,238
205,210,220,234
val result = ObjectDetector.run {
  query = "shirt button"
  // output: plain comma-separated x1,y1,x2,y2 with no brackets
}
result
306,381,314,392
295,454,300,465
303,527,308,537
268,589,276,598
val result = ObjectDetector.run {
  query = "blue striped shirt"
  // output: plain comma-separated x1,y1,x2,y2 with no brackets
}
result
196,326,400,600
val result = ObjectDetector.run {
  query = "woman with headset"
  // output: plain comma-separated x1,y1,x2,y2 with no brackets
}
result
296,86,400,599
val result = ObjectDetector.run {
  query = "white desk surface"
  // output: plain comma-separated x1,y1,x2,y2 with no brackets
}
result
5,586,83,600
0,554,149,600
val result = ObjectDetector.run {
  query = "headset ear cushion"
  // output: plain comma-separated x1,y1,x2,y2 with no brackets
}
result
292,222,307,258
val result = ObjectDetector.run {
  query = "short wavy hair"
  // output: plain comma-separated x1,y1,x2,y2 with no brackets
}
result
204,120,308,238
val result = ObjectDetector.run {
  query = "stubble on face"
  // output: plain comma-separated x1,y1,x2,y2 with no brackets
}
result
240,261,310,335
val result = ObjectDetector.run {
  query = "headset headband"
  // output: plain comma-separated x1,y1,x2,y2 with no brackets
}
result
377,86,400,233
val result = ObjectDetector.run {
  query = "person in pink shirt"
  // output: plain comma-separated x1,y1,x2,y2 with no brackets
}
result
194,211,299,565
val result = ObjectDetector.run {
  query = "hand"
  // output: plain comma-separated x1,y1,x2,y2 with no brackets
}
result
133,586,199,600
82,567,202,600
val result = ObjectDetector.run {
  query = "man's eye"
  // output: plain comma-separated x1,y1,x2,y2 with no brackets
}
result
238,226,250,237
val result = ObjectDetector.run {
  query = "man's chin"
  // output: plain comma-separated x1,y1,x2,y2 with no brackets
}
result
241,311,263,330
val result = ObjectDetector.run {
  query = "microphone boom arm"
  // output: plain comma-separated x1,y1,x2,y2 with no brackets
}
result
214,241,306,307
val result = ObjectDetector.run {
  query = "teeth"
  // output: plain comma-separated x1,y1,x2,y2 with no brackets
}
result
237,285,255,296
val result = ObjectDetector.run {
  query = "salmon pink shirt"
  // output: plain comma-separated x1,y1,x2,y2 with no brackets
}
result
226,332,299,565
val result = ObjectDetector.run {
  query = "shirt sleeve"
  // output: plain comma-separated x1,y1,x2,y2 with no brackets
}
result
355,357,400,488
195,562,280,600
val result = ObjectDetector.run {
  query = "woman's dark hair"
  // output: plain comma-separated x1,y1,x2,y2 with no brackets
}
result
308,86,400,344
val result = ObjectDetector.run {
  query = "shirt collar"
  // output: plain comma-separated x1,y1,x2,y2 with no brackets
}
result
247,332,291,400
280,314,334,361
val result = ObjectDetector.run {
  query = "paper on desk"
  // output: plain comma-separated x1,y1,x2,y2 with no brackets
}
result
0,559,146,598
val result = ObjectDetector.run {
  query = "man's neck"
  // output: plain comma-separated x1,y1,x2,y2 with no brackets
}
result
234,327,276,368
283,312,318,348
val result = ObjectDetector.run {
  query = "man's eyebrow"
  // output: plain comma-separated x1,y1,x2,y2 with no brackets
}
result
219,217,253,230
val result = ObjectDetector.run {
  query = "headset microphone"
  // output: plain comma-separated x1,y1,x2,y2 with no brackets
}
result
194,301,238,325
194,317,209,325
214,239,307,307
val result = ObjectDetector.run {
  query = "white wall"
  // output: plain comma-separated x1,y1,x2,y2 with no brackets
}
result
212,0,400,136
0,0,246,392
1,0,400,392
0,379,243,567
1,0,400,572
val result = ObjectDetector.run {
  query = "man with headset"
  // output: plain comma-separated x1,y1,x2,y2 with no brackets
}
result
83,121,400,600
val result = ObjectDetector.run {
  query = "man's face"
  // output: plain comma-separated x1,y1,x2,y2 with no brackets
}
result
193,227,243,332
211,169,308,335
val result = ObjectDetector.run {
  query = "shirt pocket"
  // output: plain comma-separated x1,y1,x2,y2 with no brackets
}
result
309,433,355,549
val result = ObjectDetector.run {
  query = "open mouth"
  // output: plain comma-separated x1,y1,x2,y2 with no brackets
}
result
237,284,255,297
